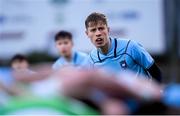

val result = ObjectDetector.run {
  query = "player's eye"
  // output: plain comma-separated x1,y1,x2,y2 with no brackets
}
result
90,28,96,32
58,42,62,45
64,41,68,45
98,27,104,31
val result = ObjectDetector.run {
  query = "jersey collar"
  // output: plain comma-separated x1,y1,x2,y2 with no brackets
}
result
97,37,117,62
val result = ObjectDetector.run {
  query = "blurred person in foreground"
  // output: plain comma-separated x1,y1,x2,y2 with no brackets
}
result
53,67,180,114
10,66,180,114
52,30,88,70
84,12,162,83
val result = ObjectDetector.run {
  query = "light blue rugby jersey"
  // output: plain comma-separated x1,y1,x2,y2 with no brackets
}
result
86,37,154,77
52,51,88,70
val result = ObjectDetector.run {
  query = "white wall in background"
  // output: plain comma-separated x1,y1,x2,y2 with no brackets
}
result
0,0,165,58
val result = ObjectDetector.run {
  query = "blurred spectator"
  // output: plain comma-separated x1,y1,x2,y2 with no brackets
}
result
10,54,29,71
52,30,88,70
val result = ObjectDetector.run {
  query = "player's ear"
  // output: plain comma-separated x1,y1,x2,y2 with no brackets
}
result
85,30,89,37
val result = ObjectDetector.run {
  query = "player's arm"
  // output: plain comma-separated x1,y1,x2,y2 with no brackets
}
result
58,68,162,101
0,80,21,96
147,62,162,83
13,64,53,83
130,40,162,83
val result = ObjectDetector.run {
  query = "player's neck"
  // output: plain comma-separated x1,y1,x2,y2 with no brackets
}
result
64,54,72,62
99,38,111,55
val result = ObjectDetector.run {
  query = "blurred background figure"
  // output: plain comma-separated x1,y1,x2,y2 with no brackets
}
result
0,72,20,106
52,30,87,70
10,54,29,71
0,55,24,106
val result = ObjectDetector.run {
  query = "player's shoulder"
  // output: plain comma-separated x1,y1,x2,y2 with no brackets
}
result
115,38,129,42
89,48,99,63
128,39,144,50
76,51,88,58
116,38,141,49
114,38,130,47
52,57,63,70
113,38,132,53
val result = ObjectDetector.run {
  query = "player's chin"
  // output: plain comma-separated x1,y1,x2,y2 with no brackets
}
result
94,42,101,46
96,44,103,48
96,43,106,48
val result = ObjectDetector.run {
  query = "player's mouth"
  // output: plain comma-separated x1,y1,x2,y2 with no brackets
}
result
96,38,103,44
62,50,68,54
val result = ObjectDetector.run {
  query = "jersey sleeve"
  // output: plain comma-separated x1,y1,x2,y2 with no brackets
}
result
80,54,94,69
52,62,58,70
130,40,154,69
78,52,88,65
52,59,62,70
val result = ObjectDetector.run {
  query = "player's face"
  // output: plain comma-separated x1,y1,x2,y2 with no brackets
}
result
11,60,29,71
86,21,110,48
56,38,73,57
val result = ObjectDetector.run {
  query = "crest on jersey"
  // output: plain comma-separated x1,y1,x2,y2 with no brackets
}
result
120,60,127,69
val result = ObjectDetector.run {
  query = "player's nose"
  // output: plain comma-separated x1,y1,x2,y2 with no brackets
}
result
95,30,101,37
